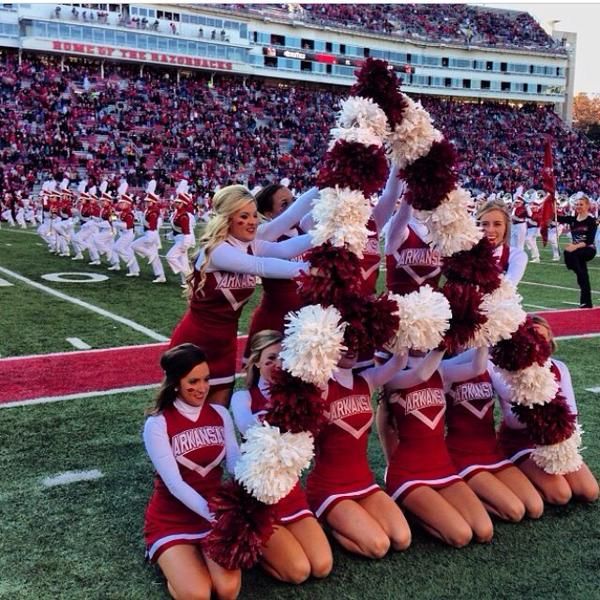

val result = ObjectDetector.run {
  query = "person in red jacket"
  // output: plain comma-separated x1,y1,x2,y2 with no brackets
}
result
131,191,167,283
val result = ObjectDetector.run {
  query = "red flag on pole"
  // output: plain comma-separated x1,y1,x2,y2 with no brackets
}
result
539,136,556,245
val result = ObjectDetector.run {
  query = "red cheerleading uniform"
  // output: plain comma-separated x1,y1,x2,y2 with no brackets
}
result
170,252,256,388
245,228,305,356
385,371,462,501
359,218,382,295
385,225,442,296
248,386,313,524
144,403,227,561
446,370,512,479
306,375,380,518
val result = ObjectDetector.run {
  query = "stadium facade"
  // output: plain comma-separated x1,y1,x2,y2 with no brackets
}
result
0,3,575,121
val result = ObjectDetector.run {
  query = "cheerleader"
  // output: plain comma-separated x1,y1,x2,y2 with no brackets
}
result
244,185,319,354
231,330,333,583
170,185,312,407
446,358,544,520
306,347,411,558
477,199,528,286
493,316,599,504
379,348,494,547
143,344,241,600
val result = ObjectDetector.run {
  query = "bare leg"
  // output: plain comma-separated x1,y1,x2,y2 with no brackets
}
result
157,544,212,600
467,471,526,522
519,458,572,505
326,499,391,558
564,463,599,502
439,482,494,543
495,465,544,518
286,517,333,578
203,553,241,600
258,525,311,584
401,486,473,548
358,491,411,551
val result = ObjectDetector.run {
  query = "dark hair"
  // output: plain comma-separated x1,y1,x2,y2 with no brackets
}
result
147,343,208,415
255,183,284,216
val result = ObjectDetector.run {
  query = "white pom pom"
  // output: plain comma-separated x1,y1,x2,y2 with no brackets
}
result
337,96,390,138
280,304,346,387
389,286,452,352
531,426,584,475
387,95,444,169
310,186,372,257
471,278,527,347
329,127,384,149
415,188,483,257
234,423,314,504
498,361,559,407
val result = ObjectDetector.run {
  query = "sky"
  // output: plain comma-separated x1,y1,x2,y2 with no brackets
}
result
481,2,600,95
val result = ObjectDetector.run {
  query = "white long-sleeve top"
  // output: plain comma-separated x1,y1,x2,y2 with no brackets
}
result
230,377,271,436
194,234,311,279
143,399,240,521
257,186,320,242
494,244,528,286
490,358,578,430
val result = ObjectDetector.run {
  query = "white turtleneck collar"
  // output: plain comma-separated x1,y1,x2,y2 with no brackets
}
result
258,376,271,398
174,397,203,421
226,234,252,251
332,366,354,389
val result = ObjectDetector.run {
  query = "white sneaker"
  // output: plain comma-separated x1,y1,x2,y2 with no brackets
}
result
88,260,101,266
107,265,120,271
60,252,70,257
180,283,188,289
126,272,139,277
552,256,560,261
152,276,167,283
71,254,84,261
531,258,540,263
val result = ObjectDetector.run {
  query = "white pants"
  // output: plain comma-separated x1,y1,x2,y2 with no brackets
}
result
72,221,98,256
53,218,74,255
547,227,559,259
15,207,26,228
166,234,192,276
1,208,15,226
90,225,115,261
525,227,540,260
112,229,139,274
510,222,527,250
132,230,164,278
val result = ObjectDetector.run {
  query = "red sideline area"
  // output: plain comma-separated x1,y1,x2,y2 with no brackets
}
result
1,308,599,406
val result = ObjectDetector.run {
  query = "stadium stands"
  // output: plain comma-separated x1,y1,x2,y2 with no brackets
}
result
0,49,597,199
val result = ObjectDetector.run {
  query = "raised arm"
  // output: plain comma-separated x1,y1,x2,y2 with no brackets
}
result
207,242,309,279
258,187,320,241
384,198,413,255
360,350,409,392
441,346,488,385
386,349,446,390
372,164,404,231
143,415,214,521
254,234,313,259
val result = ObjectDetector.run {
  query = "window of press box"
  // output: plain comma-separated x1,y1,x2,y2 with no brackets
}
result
271,33,285,46
481,80,490,90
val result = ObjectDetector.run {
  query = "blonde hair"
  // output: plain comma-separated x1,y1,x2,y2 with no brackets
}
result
531,315,557,353
245,329,283,388
477,199,511,245
188,185,256,296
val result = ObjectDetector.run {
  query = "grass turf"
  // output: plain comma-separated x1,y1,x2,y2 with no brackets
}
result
0,337,598,599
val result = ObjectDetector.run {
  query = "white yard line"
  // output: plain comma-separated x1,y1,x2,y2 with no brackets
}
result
42,469,103,487
562,301,580,306
66,337,92,350
585,386,600,393
0,384,160,409
0,265,169,342
0,277,14,287
523,303,552,310
520,280,600,295
556,332,600,341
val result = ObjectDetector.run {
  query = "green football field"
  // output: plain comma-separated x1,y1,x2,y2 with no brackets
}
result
0,226,599,599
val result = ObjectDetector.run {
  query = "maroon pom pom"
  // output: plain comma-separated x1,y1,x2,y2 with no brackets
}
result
339,293,400,357
203,480,276,570
298,243,363,307
267,369,328,436
317,141,389,197
512,395,576,445
491,316,553,371
350,58,408,128
442,237,502,294
442,282,486,354
403,140,458,211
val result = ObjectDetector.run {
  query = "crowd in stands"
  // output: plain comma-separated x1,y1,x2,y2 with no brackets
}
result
0,50,597,202
227,3,564,53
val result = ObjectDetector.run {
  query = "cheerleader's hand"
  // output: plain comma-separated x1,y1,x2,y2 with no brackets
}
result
198,497,215,523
